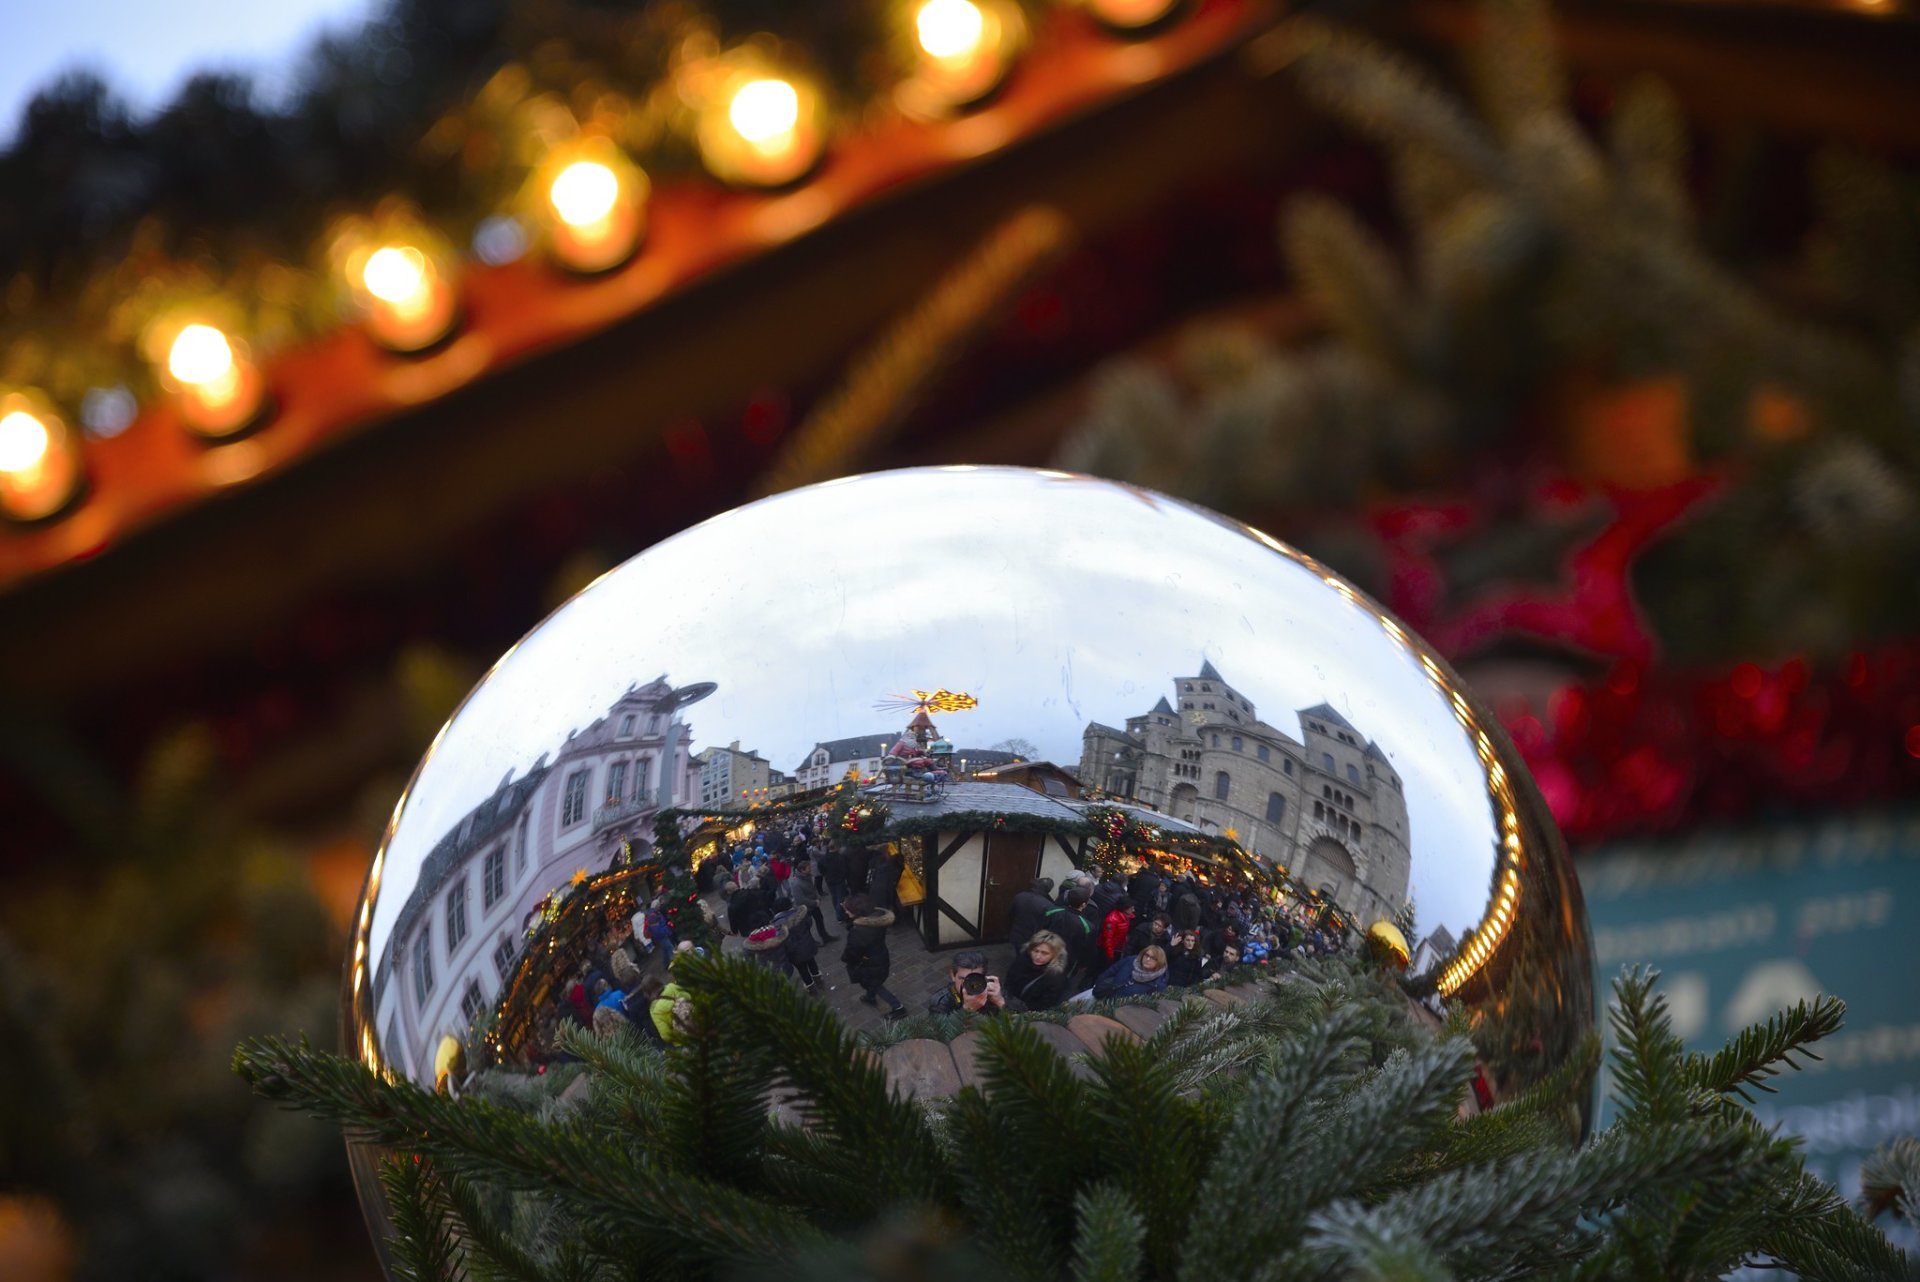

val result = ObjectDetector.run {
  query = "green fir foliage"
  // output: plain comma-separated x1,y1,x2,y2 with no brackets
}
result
1054,0,1920,662
238,960,1919,1280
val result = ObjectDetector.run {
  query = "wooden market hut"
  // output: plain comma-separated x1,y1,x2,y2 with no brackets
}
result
881,782,1087,949
968,760,1087,799
866,781,1257,950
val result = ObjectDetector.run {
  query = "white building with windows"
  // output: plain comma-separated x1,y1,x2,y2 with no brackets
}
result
369,676,705,1083
697,740,776,809
1078,660,1413,927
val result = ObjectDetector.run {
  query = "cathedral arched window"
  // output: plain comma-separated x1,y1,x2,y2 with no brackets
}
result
1214,771,1231,800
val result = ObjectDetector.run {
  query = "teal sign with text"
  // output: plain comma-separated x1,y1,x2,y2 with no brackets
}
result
1582,810,1920,1223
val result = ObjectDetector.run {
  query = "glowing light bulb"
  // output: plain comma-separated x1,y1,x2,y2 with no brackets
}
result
168,324,236,387
549,160,621,228
0,410,49,474
344,236,459,352
160,321,265,438
1087,0,1181,28
363,247,431,306
0,397,82,522
730,79,801,147
539,145,647,272
697,62,824,186
918,0,986,58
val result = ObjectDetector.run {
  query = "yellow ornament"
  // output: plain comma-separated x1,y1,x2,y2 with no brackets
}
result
1366,919,1411,970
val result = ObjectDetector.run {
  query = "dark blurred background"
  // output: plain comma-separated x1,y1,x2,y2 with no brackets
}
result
2,0,1918,1277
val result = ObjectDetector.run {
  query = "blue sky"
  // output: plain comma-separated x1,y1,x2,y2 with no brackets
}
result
7,0,375,140
367,467,1504,956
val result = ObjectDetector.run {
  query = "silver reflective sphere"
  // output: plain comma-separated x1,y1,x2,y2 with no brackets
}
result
343,466,1592,1222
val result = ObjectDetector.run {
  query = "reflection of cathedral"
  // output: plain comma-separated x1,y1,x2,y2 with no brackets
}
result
370,676,705,1083
1079,660,1412,925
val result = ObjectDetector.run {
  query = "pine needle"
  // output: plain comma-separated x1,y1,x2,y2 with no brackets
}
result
1069,1184,1147,1282
1680,993,1845,1103
379,1155,466,1282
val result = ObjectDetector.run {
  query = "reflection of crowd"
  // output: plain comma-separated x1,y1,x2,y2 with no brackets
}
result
523,809,1357,1065
953,865,1354,1014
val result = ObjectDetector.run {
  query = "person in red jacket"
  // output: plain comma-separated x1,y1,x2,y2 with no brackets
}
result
1099,899,1137,963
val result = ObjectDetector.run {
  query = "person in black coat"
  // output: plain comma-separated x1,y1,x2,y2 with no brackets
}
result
723,880,774,938
1127,867,1162,916
1002,931,1073,1011
817,845,850,921
1089,871,1128,918
1005,878,1056,968
838,894,906,1019
1042,886,1102,981
1126,911,1172,958
868,852,903,913
1164,930,1208,987
783,910,827,996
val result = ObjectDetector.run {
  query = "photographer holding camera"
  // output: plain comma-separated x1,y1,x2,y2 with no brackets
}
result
927,949,1005,1016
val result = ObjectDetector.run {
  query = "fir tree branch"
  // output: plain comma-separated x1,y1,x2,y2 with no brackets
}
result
1467,0,1567,145
672,953,947,1212
1304,1122,1748,1280
379,1155,466,1282
440,1172,563,1282
1069,1184,1147,1282
1860,1137,1920,1234
1080,1035,1220,1276
1176,1006,1377,1280
941,1085,1065,1281
1762,1180,1920,1282
1283,196,1421,372
1289,18,1507,186
1608,966,1690,1127
235,1036,833,1274
1680,993,1845,1103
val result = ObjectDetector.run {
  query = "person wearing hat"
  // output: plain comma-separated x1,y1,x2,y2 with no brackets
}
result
838,894,907,1021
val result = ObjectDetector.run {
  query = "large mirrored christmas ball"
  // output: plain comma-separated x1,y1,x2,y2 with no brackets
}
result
344,466,1592,1230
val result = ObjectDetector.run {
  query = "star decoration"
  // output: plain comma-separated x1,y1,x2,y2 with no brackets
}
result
1375,475,1721,665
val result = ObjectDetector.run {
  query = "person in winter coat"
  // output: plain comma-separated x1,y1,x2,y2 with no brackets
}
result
1005,878,1055,968
1099,901,1136,964
1043,886,1102,979
1003,931,1072,1011
784,912,827,996
722,880,773,937
1171,881,1203,933
1127,867,1162,916
1090,871,1128,918
867,852,903,913
839,894,907,1020
650,980,692,1043
1091,945,1169,1001
1164,930,1207,987
816,845,850,922
1126,911,1172,957
785,859,836,943
745,918,793,975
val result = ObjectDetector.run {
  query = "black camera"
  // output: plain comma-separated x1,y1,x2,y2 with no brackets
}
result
961,972,988,996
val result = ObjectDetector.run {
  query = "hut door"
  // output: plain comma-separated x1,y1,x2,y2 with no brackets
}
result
982,833,1040,943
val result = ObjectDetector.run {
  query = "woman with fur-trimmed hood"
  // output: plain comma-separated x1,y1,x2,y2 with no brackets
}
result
838,894,907,1020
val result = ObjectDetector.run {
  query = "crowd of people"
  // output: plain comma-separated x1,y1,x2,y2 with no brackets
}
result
932,864,1354,1016
523,806,1358,1060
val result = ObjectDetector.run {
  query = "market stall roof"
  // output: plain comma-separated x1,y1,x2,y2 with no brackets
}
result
1064,798,1206,835
878,780,1086,826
